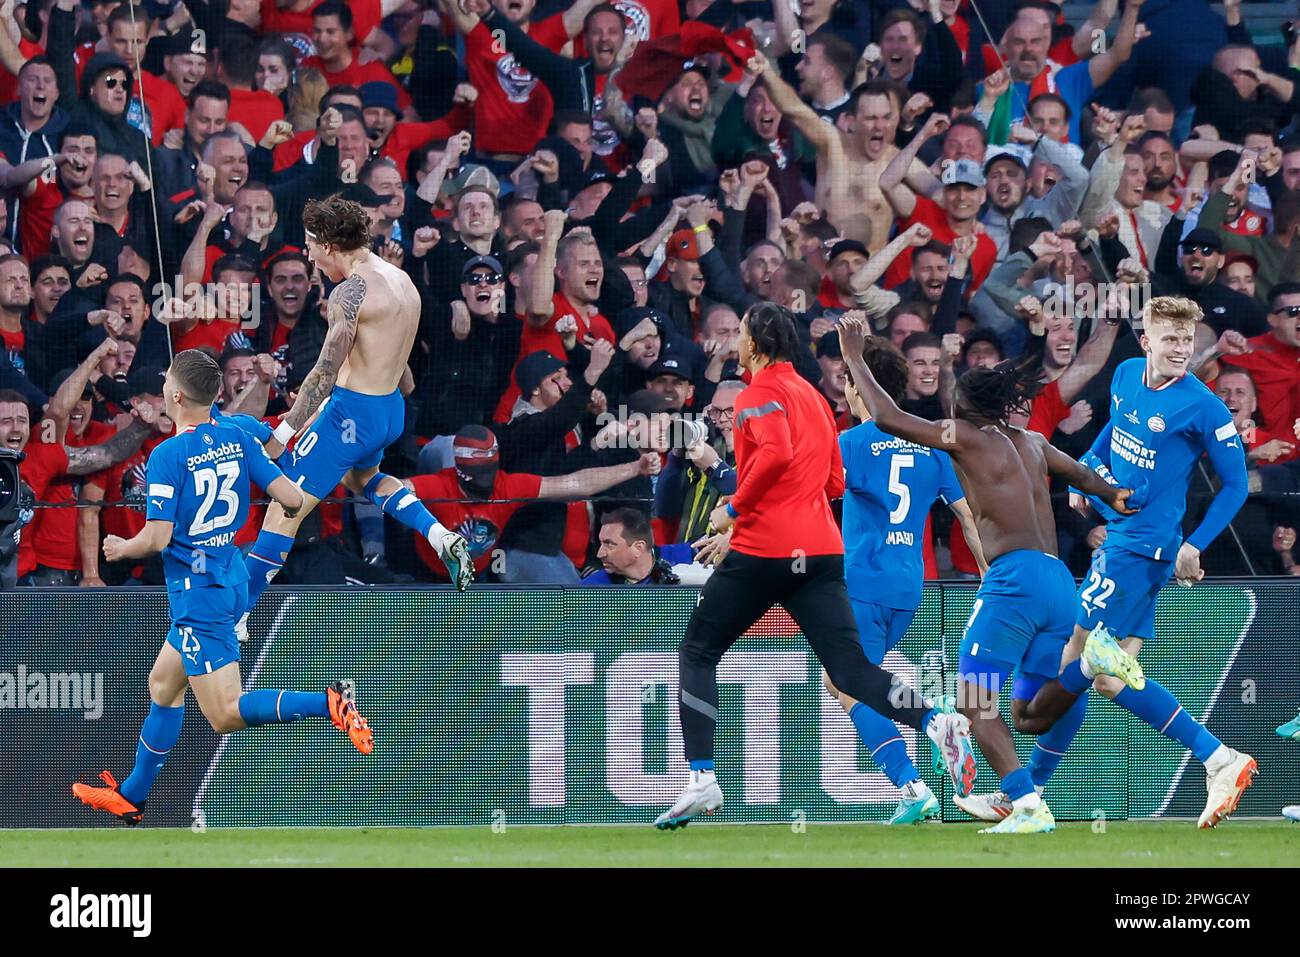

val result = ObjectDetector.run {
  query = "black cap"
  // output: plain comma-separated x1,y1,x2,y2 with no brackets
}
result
626,389,677,416
462,255,504,279
613,305,666,342
1180,228,1223,253
646,353,690,380
984,149,1029,174
827,239,869,263
126,364,167,398
580,168,614,190
816,330,842,359
515,350,567,398
339,183,387,208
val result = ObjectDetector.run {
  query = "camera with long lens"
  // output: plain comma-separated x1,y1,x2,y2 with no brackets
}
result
671,415,710,452
0,448,23,525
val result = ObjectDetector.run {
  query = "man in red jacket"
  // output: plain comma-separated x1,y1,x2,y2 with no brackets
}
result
655,303,976,829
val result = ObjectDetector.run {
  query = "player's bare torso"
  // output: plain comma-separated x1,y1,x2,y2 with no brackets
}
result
336,253,421,396
950,424,1060,564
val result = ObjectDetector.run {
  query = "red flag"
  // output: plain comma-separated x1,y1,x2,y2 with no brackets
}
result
616,24,756,103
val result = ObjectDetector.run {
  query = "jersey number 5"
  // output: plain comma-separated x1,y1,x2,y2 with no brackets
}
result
190,461,241,536
888,454,914,525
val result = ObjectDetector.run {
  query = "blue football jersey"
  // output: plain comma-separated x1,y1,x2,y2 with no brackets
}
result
1084,358,1248,561
145,419,286,587
840,422,965,610
211,403,274,444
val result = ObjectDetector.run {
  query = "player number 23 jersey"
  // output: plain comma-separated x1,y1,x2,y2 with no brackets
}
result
145,420,285,588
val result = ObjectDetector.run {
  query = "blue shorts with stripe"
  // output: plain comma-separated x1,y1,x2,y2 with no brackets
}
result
850,598,915,665
1075,543,1173,641
958,549,1075,698
166,579,246,677
281,386,405,499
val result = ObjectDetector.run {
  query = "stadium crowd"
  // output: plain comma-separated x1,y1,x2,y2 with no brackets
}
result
1,0,1299,589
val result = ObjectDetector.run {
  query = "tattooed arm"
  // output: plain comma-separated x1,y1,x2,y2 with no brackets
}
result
64,419,151,476
279,273,365,434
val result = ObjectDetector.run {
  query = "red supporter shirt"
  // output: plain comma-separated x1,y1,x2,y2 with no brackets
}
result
262,0,382,40
17,438,70,576
300,56,411,111
20,178,71,262
173,318,243,355
493,293,616,421
380,108,471,177
1220,332,1300,438
884,195,996,293
408,469,543,578
728,361,845,558
91,430,167,543
138,70,187,146
228,87,286,145
465,20,556,157
25,421,117,574
1026,378,1070,439
274,128,317,173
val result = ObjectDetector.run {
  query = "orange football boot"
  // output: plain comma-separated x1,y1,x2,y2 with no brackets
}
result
327,680,374,755
71,771,143,825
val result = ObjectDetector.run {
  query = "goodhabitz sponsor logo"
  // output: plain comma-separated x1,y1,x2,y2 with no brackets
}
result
50,888,151,938
0,666,103,719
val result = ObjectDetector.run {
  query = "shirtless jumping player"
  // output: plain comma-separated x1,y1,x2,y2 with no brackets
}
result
835,312,1140,834
239,196,473,631
751,56,926,253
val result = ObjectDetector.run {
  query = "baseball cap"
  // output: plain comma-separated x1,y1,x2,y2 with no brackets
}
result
626,389,677,416
442,164,501,200
462,255,504,279
339,183,386,208
983,146,1030,175
815,330,842,359
667,228,703,261
515,350,567,398
646,354,690,380
942,158,986,189
827,239,869,264
580,168,614,189
359,81,400,116
1180,228,1223,253
126,365,167,398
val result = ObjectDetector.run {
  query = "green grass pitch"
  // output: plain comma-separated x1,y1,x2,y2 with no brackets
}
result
4,820,1298,867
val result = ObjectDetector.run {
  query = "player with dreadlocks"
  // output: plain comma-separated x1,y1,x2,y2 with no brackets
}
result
836,312,1141,833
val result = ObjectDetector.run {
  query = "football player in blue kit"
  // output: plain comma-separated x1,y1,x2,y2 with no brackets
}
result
837,313,1141,833
238,196,473,641
72,351,375,825
960,297,1256,830
826,336,987,824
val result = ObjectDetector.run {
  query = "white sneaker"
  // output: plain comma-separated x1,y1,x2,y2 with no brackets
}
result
954,791,1013,822
1198,749,1258,829
927,712,977,798
1282,805,1299,823
654,770,723,830
954,785,1042,822
235,612,250,644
